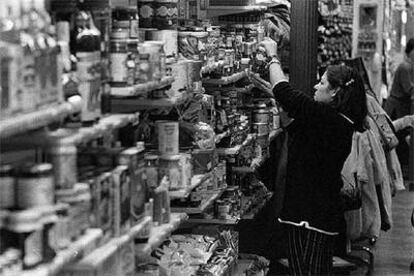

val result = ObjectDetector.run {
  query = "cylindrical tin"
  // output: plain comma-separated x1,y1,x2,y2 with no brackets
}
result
178,31,208,61
17,163,54,209
48,141,78,189
0,164,15,208
252,109,269,124
156,120,179,155
252,123,269,135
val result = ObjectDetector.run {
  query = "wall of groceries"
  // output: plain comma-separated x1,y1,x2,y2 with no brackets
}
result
0,0,287,275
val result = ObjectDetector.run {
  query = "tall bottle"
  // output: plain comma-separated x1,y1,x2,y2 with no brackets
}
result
75,10,101,126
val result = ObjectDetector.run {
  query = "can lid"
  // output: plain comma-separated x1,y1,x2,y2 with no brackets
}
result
20,163,53,176
0,164,14,176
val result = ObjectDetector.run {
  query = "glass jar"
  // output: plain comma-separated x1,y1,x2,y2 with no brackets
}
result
17,163,54,209
144,154,159,192
0,164,15,209
109,29,129,87
159,155,182,191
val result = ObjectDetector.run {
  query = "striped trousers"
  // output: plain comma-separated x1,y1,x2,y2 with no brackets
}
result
286,224,336,276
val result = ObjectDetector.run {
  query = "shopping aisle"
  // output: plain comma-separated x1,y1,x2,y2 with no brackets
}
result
370,189,414,275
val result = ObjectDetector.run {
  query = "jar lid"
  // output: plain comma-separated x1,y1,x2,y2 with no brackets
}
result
144,154,159,161
0,164,14,176
160,155,181,161
191,26,205,32
20,163,53,176
253,109,269,113
6,209,42,232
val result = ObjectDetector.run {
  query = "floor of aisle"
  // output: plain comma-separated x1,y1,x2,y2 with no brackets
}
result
365,188,414,276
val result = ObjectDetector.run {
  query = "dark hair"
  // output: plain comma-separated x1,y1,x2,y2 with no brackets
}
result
326,64,367,132
406,38,414,55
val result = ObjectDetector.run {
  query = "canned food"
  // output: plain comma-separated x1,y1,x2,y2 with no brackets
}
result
17,163,54,209
252,123,269,135
252,109,269,124
216,200,231,220
156,120,179,155
48,141,78,189
0,164,15,208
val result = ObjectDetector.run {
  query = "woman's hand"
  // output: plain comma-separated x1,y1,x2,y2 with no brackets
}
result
249,72,274,97
259,37,278,57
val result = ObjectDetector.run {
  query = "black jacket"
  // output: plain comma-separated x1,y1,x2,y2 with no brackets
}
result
273,82,354,233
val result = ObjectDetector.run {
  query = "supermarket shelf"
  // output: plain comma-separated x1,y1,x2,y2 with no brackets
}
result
217,134,255,156
0,100,82,139
22,228,103,276
242,192,273,220
186,217,240,226
171,188,225,214
169,173,212,199
2,113,139,147
110,92,188,113
110,76,175,97
207,5,267,17
203,71,247,86
66,217,151,270
138,213,189,255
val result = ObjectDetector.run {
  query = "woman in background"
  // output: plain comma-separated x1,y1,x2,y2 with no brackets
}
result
250,38,367,275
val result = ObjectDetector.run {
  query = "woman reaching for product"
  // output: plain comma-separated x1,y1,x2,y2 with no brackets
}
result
250,37,367,275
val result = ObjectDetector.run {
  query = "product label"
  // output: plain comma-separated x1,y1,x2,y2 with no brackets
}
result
130,20,139,38
139,5,153,19
109,53,128,83
131,161,146,223
77,52,102,122
24,230,42,267
17,176,54,208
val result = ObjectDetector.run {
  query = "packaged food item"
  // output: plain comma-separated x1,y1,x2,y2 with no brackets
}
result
192,149,217,174
109,29,131,86
16,163,54,209
144,154,159,192
252,123,269,136
47,140,78,189
118,146,147,225
91,171,114,240
0,164,15,208
55,183,91,241
112,165,131,236
50,203,71,250
3,209,44,269
156,120,179,155
159,155,182,191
